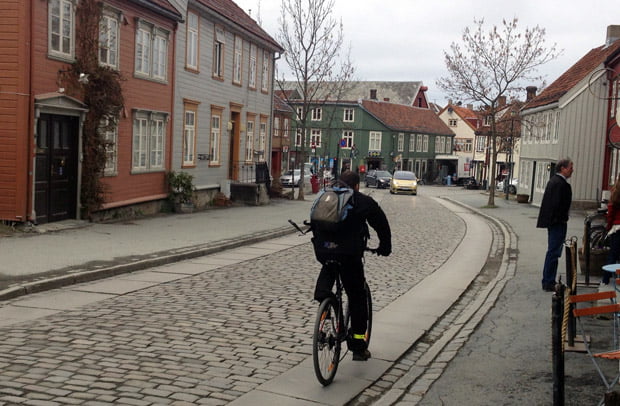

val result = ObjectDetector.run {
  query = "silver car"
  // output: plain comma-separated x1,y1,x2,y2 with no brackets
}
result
280,169,312,187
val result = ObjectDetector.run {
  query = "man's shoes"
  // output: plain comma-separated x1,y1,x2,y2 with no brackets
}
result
542,283,556,292
352,349,371,361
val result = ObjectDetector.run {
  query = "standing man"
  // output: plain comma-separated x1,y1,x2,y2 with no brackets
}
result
536,158,574,292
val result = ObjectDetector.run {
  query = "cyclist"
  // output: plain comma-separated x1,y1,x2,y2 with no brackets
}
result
312,170,392,361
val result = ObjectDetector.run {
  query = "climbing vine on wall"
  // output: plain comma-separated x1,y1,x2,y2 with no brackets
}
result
60,0,124,219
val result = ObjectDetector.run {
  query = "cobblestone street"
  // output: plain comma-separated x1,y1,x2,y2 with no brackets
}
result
0,191,466,405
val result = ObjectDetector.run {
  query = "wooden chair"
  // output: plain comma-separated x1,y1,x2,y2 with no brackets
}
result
571,290,620,404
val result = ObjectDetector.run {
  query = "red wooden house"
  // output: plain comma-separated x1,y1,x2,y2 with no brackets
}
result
0,0,181,224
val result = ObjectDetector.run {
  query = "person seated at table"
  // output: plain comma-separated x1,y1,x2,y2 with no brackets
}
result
604,177,620,285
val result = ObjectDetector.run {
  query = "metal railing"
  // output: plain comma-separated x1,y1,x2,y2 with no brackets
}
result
230,161,270,184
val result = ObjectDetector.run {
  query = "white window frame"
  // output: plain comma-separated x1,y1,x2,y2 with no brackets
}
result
409,135,415,151
99,12,119,69
416,134,423,152
249,44,257,89
310,129,321,148
213,26,225,79
245,118,255,162
295,129,303,147
186,11,199,70
343,108,354,122
448,119,457,127
342,130,354,149
283,118,289,138
261,49,269,92
311,108,322,121
423,135,429,152
369,131,382,151
258,119,267,159
398,133,404,152
296,107,303,120
273,117,280,137
48,0,75,60
183,108,196,166
233,35,243,85
210,111,222,165
135,20,170,82
132,111,167,172
475,136,486,152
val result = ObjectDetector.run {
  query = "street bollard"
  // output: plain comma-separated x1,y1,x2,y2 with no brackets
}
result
552,285,565,406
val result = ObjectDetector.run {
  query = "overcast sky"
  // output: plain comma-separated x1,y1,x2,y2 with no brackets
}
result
234,0,619,106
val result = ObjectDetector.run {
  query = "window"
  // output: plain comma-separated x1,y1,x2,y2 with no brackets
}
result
483,115,492,126
435,136,445,153
183,101,199,167
249,44,257,88
342,130,354,149
295,129,303,147
132,111,167,172
273,117,280,137
135,21,169,81
49,0,75,59
398,133,404,152
423,135,429,152
448,119,457,127
416,134,423,152
245,116,255,161
296,107,303,120
369,131,382,151
100,118,117,176
454,138,473,152
213,26,225,79
233,35,242,85
409,135,415,151
553,111,560,143
99,13,119,68
343,108,354,122
310,129,321,147
283,118,289,138
311,108,322,121
258,117,267,159
186,11,199,70
210,108,222,164
475,136,486,152
261,49,269,91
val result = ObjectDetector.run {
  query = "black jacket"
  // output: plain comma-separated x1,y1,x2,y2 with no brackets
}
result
312,190,391,260
536,174,572,228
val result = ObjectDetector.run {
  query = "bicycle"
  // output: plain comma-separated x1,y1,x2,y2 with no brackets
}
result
288,219,375,386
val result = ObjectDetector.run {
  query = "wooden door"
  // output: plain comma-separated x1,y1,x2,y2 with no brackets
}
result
34,114,79,224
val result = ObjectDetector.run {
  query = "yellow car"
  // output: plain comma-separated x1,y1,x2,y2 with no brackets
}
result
390,171,418,195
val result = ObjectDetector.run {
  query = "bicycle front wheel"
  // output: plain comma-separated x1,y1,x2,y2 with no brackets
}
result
313,298,341,386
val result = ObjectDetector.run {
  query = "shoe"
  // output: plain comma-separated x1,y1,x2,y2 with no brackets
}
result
352,349,371,361
542,284,556,292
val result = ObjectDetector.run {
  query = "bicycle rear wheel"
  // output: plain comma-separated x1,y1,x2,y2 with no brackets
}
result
313,298,341,386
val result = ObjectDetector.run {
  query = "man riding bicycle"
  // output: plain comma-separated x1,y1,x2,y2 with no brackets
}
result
312,170,392,361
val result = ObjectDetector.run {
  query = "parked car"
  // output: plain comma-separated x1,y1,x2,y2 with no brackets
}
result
455,176,480,189
390,171,418,195
365,170,392,188
280,168,312,187
496,178,518,194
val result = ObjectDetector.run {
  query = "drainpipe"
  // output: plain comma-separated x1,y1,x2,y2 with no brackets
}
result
28,0,35,223
267,50,281,182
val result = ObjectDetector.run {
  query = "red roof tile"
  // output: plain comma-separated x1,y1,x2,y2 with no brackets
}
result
526,40,620,110
195,0,282,51
362,100,454,136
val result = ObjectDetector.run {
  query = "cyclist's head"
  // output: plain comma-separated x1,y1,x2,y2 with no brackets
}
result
340,171,360,190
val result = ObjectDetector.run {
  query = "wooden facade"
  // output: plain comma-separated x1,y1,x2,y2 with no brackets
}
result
0,0,182,223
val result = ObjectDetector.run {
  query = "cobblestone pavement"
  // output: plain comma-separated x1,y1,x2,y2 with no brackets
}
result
0,190,466,405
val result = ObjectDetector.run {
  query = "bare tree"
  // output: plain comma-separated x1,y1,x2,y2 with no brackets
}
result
437,18,560,206
276,0,354,200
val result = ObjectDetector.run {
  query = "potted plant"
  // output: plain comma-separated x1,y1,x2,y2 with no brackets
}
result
167,171,195,213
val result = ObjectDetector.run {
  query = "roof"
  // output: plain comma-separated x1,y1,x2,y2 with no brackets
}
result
194,0,283,52
525,40,620,110
438,104,482,132
273,93,294,113
337,81,424,106
131,0,183,21
361,100,454,136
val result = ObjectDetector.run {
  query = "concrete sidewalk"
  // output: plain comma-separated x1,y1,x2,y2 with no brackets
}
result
0,197,313,299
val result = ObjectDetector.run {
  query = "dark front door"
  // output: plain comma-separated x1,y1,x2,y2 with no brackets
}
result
35,114,79,224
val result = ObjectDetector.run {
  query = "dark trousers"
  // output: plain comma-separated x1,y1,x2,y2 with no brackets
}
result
604,232,620,284
542,222,567,287
314,257,368,337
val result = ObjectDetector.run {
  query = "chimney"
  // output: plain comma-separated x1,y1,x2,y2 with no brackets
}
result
607,25,620,46
466,104,473,110
370,89,377,100
526,86,537,101
383,98,390,102
498,96,506,107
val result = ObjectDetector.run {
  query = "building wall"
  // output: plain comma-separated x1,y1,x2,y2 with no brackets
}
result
171,0,276,191
0,0,31,221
